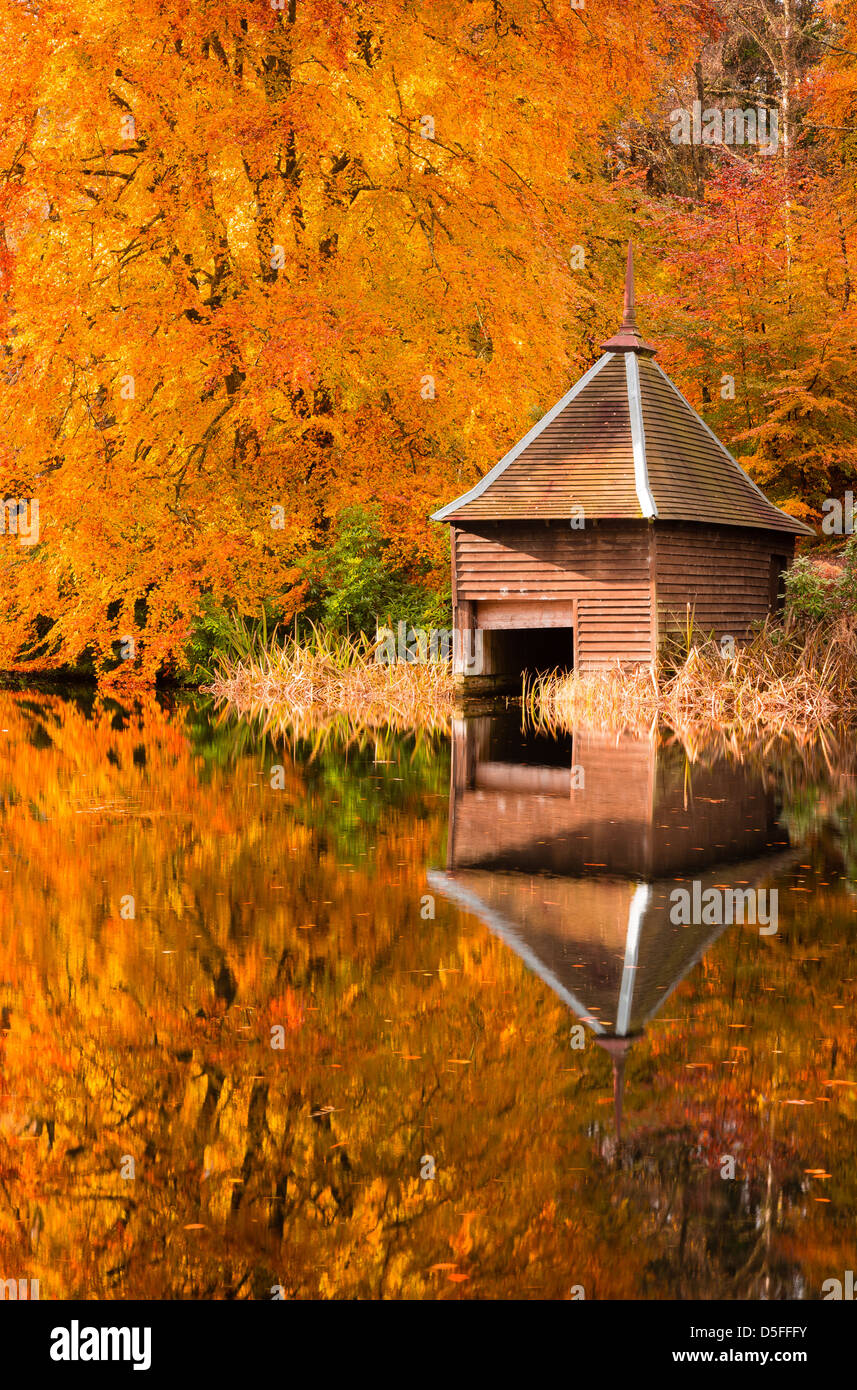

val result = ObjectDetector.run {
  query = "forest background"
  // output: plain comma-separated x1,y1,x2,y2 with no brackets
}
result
0,0,855,684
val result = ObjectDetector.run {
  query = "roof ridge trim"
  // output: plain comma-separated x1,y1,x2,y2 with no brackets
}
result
625,353,658,519
615,883,649,1035
430,352,615,522
649,360,815,536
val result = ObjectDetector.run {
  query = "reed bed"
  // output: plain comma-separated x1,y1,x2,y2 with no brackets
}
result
207,627,456,735
209,613,857,745
526,616,857,741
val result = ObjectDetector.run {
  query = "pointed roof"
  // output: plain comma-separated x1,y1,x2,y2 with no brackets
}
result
432,244,812,536
428,853,794,1143
429,857,795,1040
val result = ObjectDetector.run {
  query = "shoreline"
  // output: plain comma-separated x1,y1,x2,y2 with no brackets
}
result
7,614,857,742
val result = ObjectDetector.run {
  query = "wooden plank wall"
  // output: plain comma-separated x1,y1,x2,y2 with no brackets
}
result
577,595,652,667
654,523,795,643
454,521,655,670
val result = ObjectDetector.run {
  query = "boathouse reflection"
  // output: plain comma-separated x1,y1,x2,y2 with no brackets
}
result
429,718,792,1136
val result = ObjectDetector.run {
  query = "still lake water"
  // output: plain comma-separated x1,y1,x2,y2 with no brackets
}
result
0,689,855,1300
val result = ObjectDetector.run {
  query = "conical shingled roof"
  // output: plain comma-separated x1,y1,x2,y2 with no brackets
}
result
432,246,813,536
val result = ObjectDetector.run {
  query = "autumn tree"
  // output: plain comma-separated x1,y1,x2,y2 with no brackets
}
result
0,0,717,680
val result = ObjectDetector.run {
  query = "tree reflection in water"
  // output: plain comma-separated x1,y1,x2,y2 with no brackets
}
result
0,695,854,1299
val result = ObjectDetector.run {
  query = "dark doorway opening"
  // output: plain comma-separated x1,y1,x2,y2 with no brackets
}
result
489,626,574,683
770,554,788,614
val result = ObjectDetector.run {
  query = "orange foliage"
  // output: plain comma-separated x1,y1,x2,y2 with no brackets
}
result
0,0,715,679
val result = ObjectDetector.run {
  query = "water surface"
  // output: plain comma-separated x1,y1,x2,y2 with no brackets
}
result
0,691,854,1299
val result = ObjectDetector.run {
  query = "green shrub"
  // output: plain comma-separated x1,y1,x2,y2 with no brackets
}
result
784,557,835,623
182,505,450,682
785,539,857,626
297,504,450,636
182,596,278,684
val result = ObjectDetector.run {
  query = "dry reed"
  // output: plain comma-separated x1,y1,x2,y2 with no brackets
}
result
526,616,857,740
207,628,455,735
209,615,857,743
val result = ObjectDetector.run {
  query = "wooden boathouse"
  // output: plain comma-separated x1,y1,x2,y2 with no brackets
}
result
432,245,813,690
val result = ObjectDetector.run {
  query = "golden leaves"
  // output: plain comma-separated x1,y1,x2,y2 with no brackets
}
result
0,0,714,682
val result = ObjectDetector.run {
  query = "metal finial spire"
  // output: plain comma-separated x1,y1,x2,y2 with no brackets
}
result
623,240,636,329
595,1033,640,1145
601,241,656,355
613,1053,626,1143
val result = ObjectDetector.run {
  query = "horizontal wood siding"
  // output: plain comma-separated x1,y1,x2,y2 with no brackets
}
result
578,597,653,668
454,521,654,670
455,521,649,598
654,524,796,643
448,724,774,880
